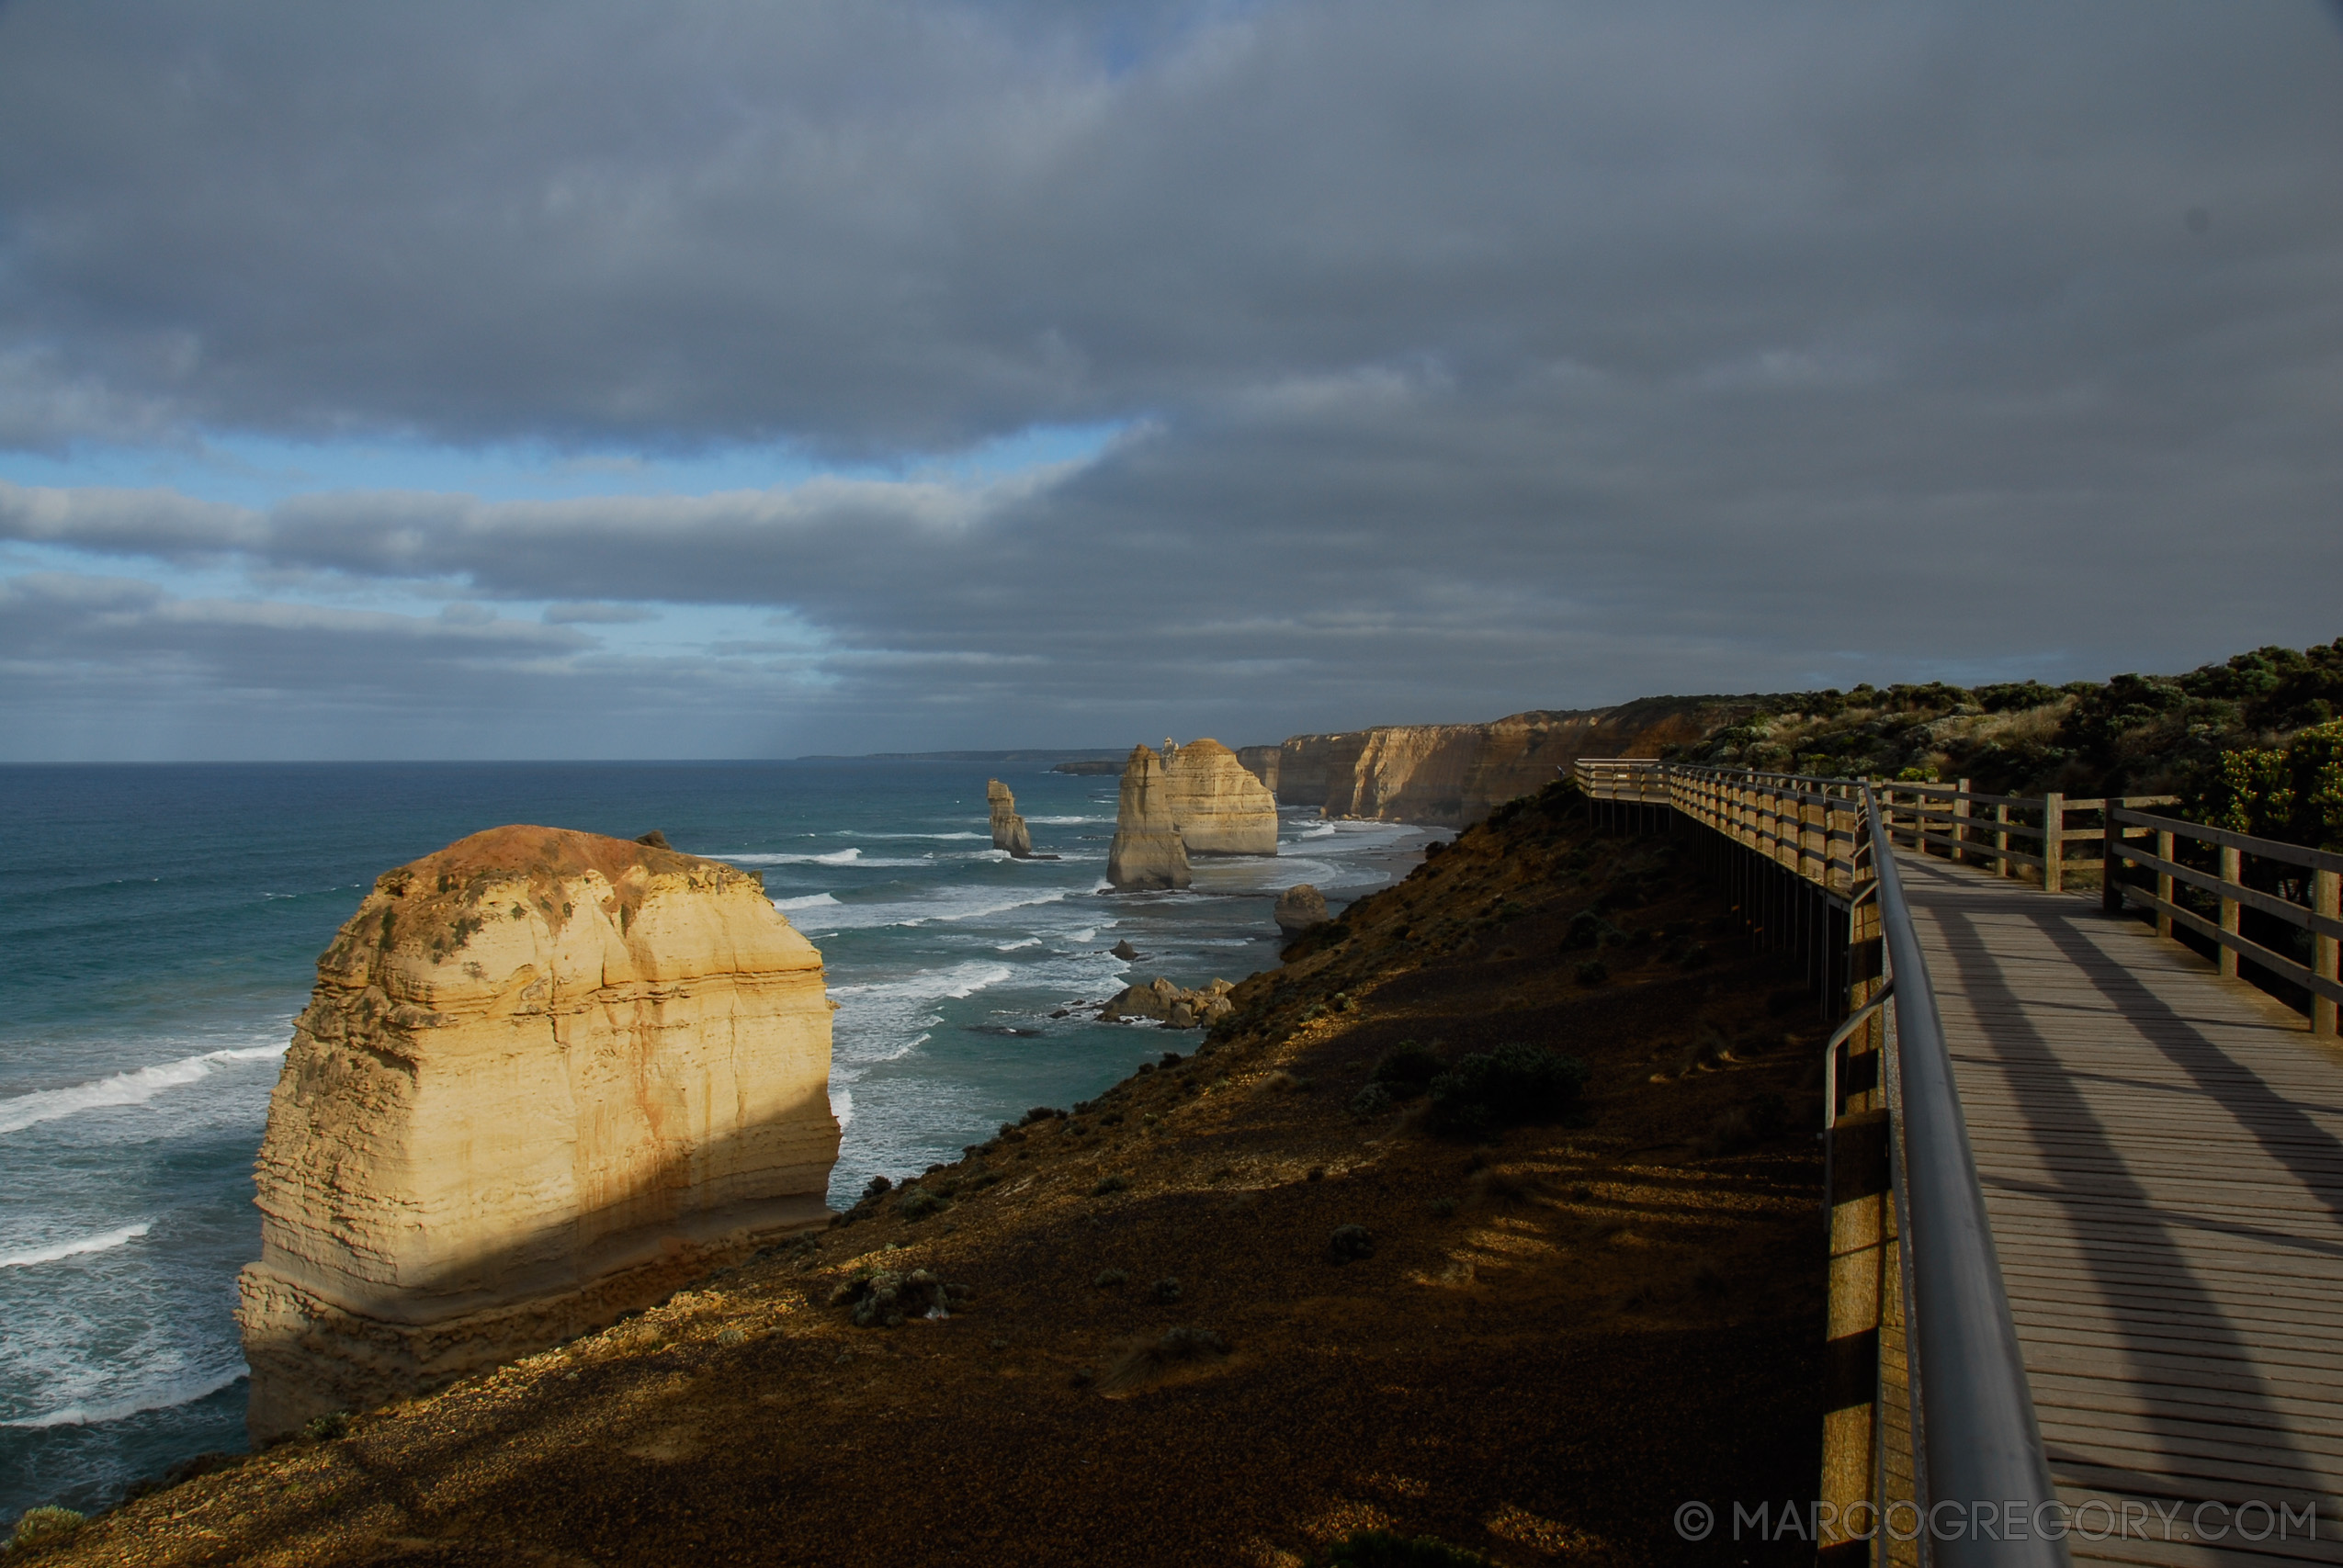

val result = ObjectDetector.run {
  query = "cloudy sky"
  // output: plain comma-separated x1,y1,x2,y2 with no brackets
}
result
3,1,2339,760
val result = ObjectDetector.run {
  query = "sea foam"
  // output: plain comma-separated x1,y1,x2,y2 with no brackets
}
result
0,1043,288,1137
0,1222,153,1269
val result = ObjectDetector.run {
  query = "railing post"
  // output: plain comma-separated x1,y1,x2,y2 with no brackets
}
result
1995,802,2010,878
2102,802,2123,915
1821,1106,1890,1551
2316,869,2339,1042
2156,829,2175,939
2219,843,2242,978
1953,779,1971,865
2042,793,2065,894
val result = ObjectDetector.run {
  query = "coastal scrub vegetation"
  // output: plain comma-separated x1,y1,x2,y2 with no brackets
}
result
1658,637,2343,845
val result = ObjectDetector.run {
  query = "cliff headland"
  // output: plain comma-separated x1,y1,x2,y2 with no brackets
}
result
236,826,838,1444
60,785,1824,1567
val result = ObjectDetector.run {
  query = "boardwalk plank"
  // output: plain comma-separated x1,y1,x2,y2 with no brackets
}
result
1902,855,2343,1542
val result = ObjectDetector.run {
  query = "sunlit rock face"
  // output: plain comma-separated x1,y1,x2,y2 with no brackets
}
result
1274,884,1330,936
237,826,837,1441
987,779,1034,858
1106,745,1193,890
1160,739,1279,856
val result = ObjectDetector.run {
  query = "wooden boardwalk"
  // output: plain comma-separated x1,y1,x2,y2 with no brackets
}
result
1904,853,2343,1565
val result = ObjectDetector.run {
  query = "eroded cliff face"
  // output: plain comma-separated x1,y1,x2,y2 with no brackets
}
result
986,780,1034,858
238,826,838,1441
1160,739,1278,855
1270,698,1751,827
1105,745,1192,889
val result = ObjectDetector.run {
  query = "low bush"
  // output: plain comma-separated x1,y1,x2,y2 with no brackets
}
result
1371,1041,1443,1099
11,1506,87,1550
1427,1043,1590,1139
897,1188,949,1221
1573,959,1608,985
1348,1083,1394,1119
1093,1269,1128,1290
1091,1174,1129,1197
1150,1277,1183,1303
1328,1224,1375,1263
302,1411,351,1441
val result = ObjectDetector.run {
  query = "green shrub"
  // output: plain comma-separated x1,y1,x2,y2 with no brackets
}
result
1150,1277,1183,1303
1091,1174,1129,1197
1348,1083,1394,1119
302,1410,351,1441
1371,1041,1444,1099
2187,720,2343,850
1093,1269,1128,1290
10,1506,86,1550
897,1188,948,1221
1427,1043,1590,1139
1328,1224,1375,1262
1573,959,1608,986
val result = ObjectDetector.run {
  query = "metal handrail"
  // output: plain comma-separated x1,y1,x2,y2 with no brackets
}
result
1867,784,2067,1566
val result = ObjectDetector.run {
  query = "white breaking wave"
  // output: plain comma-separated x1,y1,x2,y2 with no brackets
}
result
831,1087,855,1130
853,831,985,840
776,892,840,911
3,1366,247,1429
726,847,866,865
791,886,1071,933
1024,815,1106,825
0,1043,288,1137
0,1222,152,1269
995,937,1041,951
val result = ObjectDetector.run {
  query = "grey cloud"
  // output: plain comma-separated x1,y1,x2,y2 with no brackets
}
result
4,2,2338,453
543,602,662,624
3,3,2341,756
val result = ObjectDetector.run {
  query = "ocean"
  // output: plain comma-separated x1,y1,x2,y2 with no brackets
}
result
0,760,1428,1523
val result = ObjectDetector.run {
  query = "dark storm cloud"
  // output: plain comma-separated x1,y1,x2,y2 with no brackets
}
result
2,1,2340,755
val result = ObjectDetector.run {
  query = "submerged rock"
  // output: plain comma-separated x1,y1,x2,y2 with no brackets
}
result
1275,883,1332,936
237,826,839,1442
986,780,1035,859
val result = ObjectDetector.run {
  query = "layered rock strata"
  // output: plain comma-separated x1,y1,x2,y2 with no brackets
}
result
986,780,1034,858
238,826,839,1442
1105,745,1192,890
1274,884,1331,936
1269,696,1766,827
1160,739,1279,855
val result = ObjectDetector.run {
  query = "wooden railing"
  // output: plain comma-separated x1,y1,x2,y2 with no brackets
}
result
1874,781,2176,894
2106,809,2343,1040
1574,757,2337,1042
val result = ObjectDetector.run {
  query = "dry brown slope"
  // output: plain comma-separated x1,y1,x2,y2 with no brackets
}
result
45,787,1828,1568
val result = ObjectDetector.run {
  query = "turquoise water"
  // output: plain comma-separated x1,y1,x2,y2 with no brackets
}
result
0,761,1426,1522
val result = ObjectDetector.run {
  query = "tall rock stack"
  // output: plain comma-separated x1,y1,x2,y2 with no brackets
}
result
1160,739,1279,855
985,779,1034,858
1105,745,1192,889
237,826,839,1442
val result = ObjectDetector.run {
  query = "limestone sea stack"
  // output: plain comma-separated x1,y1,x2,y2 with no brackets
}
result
1160,739,1279,855
237,826,839,1442
1274,884,1331,936
986,779,1035,858
1105,744,1192,890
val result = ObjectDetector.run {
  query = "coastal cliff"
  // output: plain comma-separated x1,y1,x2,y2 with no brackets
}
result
1160,739,1278,856
1104,745,1191,890
1269,696,1756,827
65,781,1824,1568
237,825,838,1442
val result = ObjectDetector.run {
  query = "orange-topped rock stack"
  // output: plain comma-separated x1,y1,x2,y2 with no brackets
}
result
236,825,838,1441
